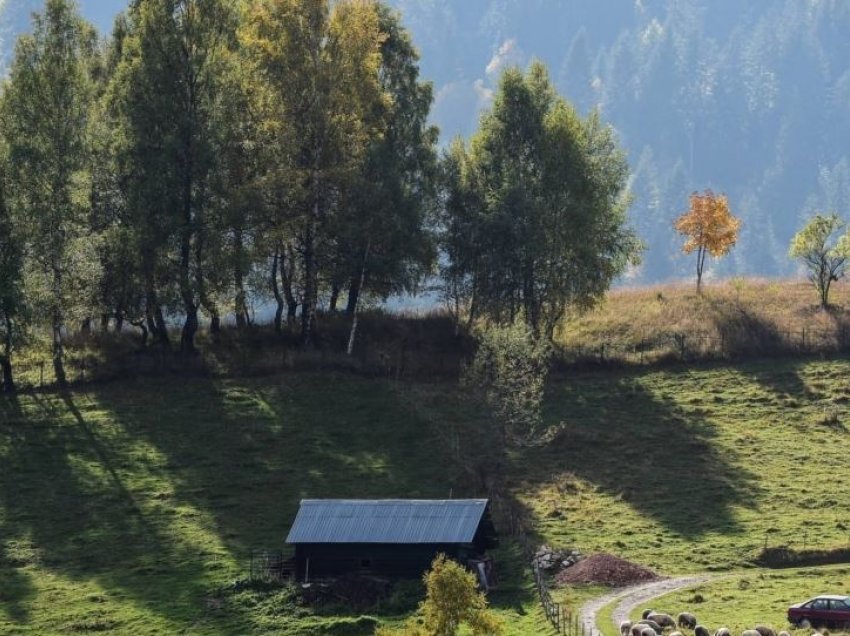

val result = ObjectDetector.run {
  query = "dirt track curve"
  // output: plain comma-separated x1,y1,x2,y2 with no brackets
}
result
580,575,717,636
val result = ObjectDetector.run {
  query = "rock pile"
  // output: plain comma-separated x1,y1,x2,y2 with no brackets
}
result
533,545,582,573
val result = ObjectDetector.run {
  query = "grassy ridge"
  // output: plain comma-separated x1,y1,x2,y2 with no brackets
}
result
3,357,850,633
558,280,850,355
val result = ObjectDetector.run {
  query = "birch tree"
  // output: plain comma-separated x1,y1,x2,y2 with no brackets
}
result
2,0,98,385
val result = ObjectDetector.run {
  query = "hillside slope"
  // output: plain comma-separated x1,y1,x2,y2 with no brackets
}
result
3,357,850,633
559,279,850,359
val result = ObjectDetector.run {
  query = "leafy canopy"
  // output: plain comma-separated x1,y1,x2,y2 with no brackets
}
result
440,61,641,338
789,212,850,308
674,189,741,292
674,190,741,257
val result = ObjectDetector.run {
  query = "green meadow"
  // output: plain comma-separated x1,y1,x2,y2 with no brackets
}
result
3,357,850,633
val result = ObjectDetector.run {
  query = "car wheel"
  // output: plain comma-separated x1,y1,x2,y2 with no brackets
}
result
798,619,812,629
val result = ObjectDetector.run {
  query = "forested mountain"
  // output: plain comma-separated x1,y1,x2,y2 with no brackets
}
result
390,0,850,281
3,0,850,281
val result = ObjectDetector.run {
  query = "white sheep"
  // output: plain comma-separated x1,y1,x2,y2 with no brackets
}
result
621,621,633,636
642,628,658,636
742,630,761,636
715,628,731,636
695,625,711,636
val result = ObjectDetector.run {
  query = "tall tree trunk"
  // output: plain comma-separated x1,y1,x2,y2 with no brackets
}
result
144,279,170,348
180,68,198,353
271,248,284,335
466,286,478,331
346,275,361,316
179,226,198,353
115,309,124,333
180,169,199,350
329,282,341,313
301,206,318,347
281,245,298,330
820,266,831,309
234,292,247,329
52,266,66,386
347,241,370,356
696,245,706,295
130,319,149,347
234,227,248,330
0,355,12,394
1,314,14,393
197,274,220,337
193,186,219,339
100,313,110,333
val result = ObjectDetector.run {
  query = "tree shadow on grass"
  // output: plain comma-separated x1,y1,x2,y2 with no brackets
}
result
91,375,461,555
707,298,813,399
0,394,37,625
1,374,570,632
708,297,787,357
0,389,256,631
520,372,760,540
85,374,461,631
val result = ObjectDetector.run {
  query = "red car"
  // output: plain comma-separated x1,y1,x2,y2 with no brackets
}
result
788,595,850,628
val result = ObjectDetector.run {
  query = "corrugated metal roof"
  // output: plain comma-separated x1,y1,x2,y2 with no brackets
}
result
286,499,489,544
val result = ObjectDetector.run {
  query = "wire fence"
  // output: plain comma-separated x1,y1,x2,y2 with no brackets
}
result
7,322,850,394
557,325,850,367
491,496,598,636
2,341,463,393
248,549,294,582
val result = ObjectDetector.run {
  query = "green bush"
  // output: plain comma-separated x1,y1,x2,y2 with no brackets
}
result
463,323,550,443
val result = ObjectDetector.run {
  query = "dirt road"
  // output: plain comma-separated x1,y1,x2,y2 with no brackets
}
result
580,575,716,636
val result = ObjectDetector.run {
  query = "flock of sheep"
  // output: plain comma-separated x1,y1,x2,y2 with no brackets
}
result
621,610,803,636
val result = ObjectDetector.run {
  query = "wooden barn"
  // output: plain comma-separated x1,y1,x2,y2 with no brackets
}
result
285,499,498,583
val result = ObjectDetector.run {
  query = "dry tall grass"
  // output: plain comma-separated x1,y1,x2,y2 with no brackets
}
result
558,278,850,359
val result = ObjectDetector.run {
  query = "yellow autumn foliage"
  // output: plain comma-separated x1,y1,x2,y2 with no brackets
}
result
674,190,741,292
674,190,741,257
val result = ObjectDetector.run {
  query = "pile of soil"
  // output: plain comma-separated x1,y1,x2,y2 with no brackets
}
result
556,553,660,587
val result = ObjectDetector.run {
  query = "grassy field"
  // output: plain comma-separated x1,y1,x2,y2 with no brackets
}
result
636,565,850,633
0,373,548,634
558,279,850,358
520,357,850,574
4,356,850,633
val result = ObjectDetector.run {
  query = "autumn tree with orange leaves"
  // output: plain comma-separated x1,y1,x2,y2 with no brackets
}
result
674,191,741,293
